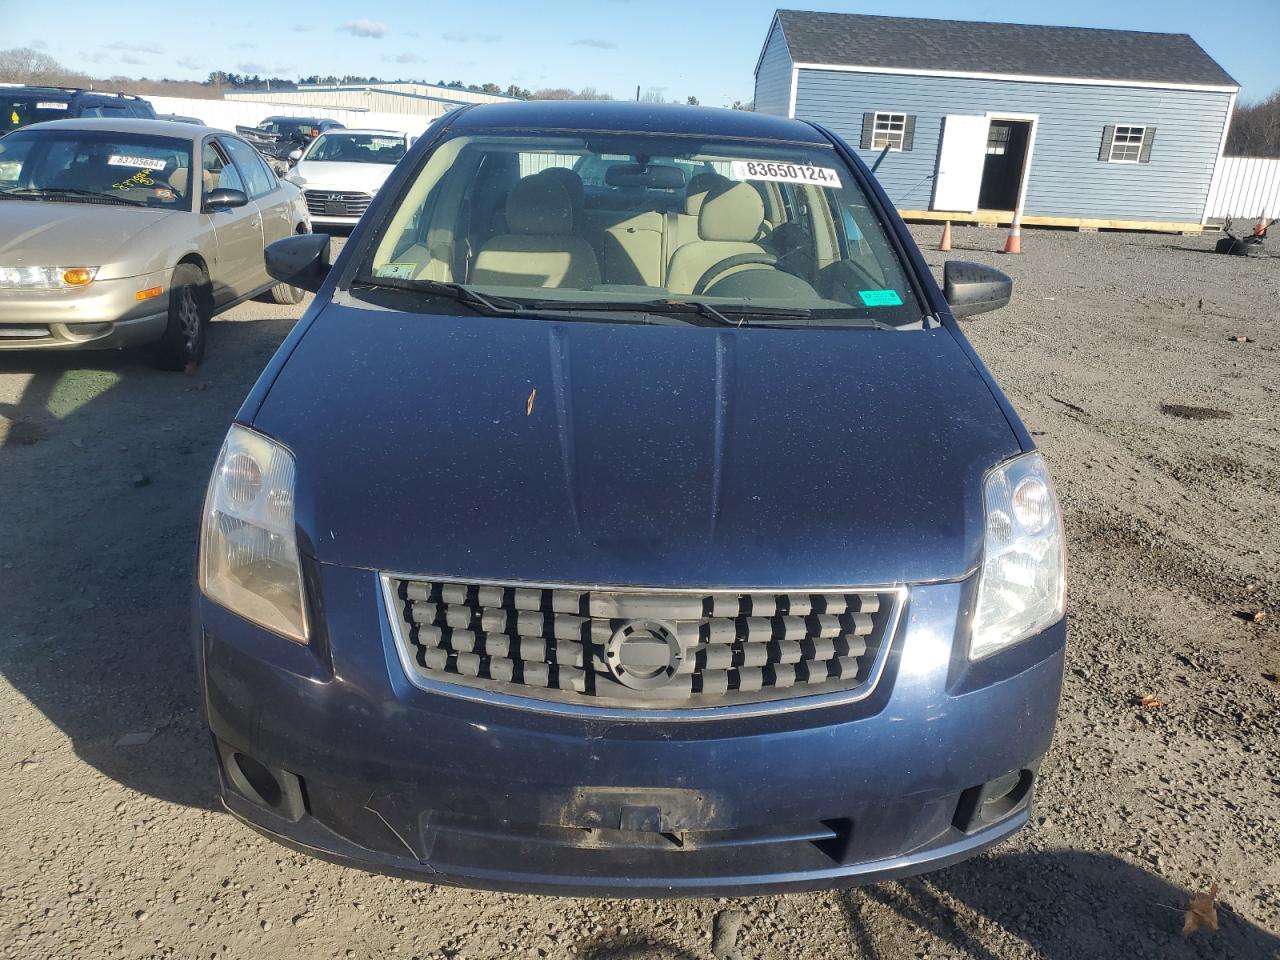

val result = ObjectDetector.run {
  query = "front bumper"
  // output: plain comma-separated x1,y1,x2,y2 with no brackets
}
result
0,273,169,350
198,564,1066,897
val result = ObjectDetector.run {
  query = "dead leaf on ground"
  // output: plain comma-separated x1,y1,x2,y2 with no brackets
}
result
1250,610,1266,624
1228,335,1254,343
526,387,537,416
1138,694,1162,710
1183,882,1219,936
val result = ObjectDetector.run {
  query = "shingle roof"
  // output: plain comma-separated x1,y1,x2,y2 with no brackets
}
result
771,10,1237,88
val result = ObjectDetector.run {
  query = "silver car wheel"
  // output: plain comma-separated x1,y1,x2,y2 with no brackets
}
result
178,286,202,346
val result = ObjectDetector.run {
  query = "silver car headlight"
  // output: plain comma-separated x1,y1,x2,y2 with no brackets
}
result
285,172,306,186
0,265,98,289
199,425,308,643
970,451,1065,660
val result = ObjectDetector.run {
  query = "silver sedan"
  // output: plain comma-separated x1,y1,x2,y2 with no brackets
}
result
0,117,311,368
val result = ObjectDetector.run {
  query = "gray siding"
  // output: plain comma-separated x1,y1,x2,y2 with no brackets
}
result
794,70,1233,222
754,22,794,117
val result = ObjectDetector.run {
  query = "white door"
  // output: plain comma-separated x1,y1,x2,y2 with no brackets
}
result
932,115,991,212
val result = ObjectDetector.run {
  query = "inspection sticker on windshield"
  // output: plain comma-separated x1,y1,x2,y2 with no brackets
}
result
730,160,841,188
107,155,166,170
36,101,69,110
375,262,417,279
859,289,903,307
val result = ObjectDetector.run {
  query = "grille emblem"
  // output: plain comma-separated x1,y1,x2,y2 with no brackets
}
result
605,620,683,690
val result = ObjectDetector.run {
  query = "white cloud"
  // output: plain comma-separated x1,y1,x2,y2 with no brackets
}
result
442,31,501,43
120,54,145,65
237,61,291,75
341,19,388,38
110,41,163,55
573,38,616,49
395,52,425,63
176,56,204,70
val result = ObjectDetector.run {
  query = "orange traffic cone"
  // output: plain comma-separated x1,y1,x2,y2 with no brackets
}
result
1000,209,1022,255
938,220,952,251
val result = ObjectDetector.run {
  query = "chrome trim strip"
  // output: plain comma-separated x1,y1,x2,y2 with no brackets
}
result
379,574,909,722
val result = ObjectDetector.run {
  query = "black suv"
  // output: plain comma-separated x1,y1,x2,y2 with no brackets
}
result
1,87,156,133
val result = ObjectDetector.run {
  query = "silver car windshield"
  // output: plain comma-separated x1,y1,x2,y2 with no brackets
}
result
360,131,923,327
305,133,406,165
0,130,194,209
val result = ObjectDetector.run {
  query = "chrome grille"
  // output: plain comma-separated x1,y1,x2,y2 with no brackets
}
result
304,190,372,218
384,577,904,710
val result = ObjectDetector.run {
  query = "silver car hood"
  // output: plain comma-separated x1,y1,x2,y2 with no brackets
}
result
0,200,179,280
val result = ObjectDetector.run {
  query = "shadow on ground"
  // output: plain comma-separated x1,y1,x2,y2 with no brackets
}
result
0,318,294,809
839,850,1279,959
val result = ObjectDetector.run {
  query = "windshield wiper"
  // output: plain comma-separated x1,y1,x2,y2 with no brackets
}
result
354,276,525,314
353,277,665,324
522,298,737,327
1,187,147,207
525,299,896,330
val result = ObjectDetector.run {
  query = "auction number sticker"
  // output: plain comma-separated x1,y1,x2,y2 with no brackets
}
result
37,101,70,110
375,262,418,279
107,155,166,170
731,160,841,188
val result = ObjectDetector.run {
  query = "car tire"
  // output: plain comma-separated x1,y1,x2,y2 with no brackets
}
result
269,281,306,305
154,263,212,371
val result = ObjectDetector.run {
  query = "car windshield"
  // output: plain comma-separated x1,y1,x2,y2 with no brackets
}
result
0,129,194,209
360,130,924,327
1,94,72,133
305,133,406,165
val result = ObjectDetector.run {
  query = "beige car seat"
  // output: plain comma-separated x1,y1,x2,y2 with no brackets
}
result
471,175,601,288
665,181,774,295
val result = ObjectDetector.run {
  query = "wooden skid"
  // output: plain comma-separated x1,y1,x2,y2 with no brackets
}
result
898,209,1204,235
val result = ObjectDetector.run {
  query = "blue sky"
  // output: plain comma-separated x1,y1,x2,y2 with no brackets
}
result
9,1,1278,104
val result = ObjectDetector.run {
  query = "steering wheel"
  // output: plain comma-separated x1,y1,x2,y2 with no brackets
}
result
692,253,778,296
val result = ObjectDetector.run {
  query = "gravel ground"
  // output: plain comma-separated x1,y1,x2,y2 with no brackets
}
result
0,226,1277,959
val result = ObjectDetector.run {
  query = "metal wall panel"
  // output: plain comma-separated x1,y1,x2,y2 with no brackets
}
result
1205,157,1280,219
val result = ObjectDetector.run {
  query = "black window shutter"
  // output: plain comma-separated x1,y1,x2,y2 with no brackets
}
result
860,112,875,150
902,115,916,151
1098,125,1116,161
1139,126,1156,163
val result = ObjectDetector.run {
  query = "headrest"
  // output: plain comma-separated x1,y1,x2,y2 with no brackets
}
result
506,175,574,236
698,180,765,242
168,168,190,194
685,172,730,216
536,167,584,215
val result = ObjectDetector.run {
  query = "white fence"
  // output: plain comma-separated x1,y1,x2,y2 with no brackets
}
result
145,96,436,138
1205,156,1280,220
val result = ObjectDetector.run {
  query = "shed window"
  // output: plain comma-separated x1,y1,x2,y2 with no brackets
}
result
872,112,907,151
860,112,916,152
1101,124,1156,164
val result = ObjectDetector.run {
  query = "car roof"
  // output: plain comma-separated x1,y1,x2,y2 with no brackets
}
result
14,117,226,140
446,100,829,144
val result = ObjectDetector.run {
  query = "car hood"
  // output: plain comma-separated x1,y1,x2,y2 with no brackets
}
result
252,302,1023,587
292,160,394,193
0,200,179,280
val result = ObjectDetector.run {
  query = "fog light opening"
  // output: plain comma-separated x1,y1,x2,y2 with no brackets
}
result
953,768,1036,834
230,752,283,808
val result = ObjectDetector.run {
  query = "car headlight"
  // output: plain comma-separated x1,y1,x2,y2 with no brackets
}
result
285,172,306,186
199,425,309,643
0,265,98,289
970,451,1066,660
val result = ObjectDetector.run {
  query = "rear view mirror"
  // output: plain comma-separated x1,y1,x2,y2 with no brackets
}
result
204,187,249,212
604,163,686,190
266,233,331,293
943,261,1013,318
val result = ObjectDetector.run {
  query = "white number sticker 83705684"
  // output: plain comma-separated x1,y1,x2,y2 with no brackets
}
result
730,160,842,188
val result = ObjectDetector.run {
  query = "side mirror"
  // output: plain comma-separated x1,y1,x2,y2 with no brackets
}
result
288,148,303,162
265,233,331,293
943,260,1013,318
204,187,249,212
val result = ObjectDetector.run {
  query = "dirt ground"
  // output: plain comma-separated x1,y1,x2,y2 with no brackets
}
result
1,226,1278,959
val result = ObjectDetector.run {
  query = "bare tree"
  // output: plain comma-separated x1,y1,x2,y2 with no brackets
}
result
1226,88,1280,157
529,86,614,101
0,47,89,86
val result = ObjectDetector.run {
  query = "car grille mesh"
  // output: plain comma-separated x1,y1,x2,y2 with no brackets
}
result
304,190,373,218
385,578,902,709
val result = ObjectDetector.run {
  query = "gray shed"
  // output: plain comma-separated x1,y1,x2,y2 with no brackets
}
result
754,10,1239,232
